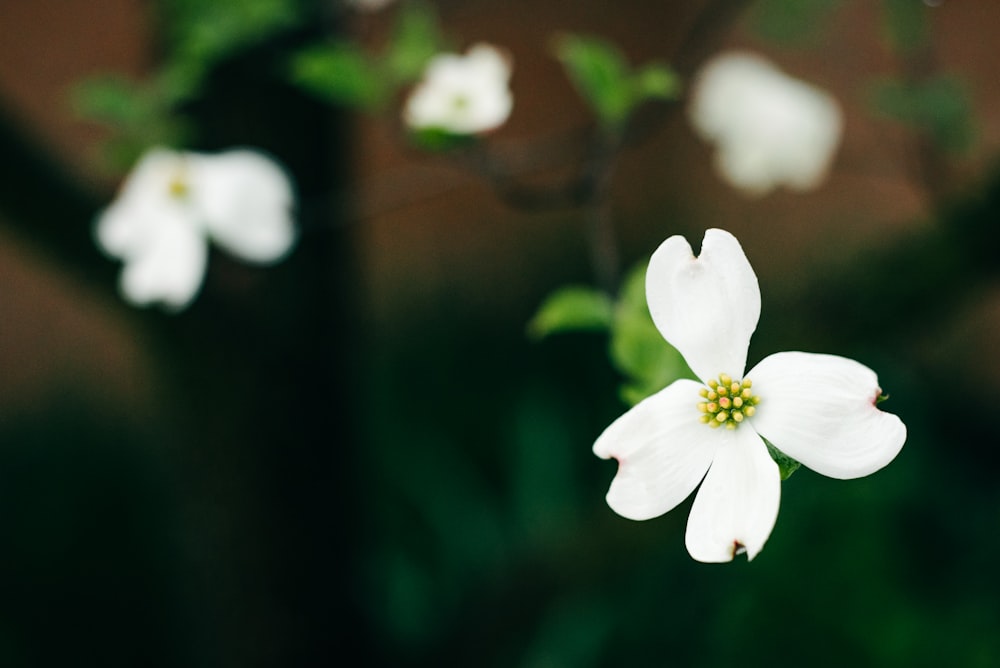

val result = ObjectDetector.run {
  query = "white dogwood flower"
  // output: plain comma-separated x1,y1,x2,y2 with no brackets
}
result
95,147,297,310
593,229,905,562
403,43,513,135
689,51,843,196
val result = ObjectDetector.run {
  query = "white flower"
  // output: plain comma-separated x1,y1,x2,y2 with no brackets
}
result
95,147,297,311
593,229,906,563
688,51,843,196
403,43,513,135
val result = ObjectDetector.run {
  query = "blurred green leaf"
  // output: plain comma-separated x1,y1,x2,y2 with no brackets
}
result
554,33,679,129
406,127,479,152
749,0,843,45
72,75,188,169
871,76,975,153
882,0,931,54
530,263,691,405
634,63,681,100
527,286,614,340
289,1,445,110
74,0,304,165
384,1,448,84
73,76,155,126
290,43,387,109
165,0,299,64
763,438,802,480
610,263,691,406
157,0,300,102
554,34,631,126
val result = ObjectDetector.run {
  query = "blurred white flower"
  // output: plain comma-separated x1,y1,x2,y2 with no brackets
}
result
688,52,843,196
403,43,513,135
594,229,905,562
95,147,297,311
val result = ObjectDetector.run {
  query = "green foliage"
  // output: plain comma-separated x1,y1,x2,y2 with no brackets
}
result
164,0,300,66
384,1,449,84
871,76,975,153
882,0,931,54
553,33,680,130
71,75,189,169
527,286,615,340
159,0,301,101
763,437,802,480
289,2,446,110
609,263,690,406
749,0,843,45
406,127,480,152
290,43,387,109
74,0,303,166
528,262,691,406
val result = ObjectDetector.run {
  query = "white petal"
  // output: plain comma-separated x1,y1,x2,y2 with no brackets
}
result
713,144,779,198
464,43,512,84
95,199,153,259
747,351,906,479
594,379,720,521
191,150,297,263
403,43,513,134
95,148,188,259
645,229,760,383
118,213,208,310
684,428,780,562
688,51,842,196
690,52,776,141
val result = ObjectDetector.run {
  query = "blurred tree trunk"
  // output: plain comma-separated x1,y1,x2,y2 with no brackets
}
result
168,9,370,667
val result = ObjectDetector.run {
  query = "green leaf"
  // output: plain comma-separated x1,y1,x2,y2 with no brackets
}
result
527,286,614,340
871,76,975,153
634,63,681,101
554,33,632,126
749,0,843,45
165,0,299,63
384,1,448,84
290,2,445,110
73,76,152,125
554,33,680,130
609,263,691,406
71,75,188,169
763,438,802,480
290,43,387,109
882,0,931,54
160,0,301,100
406,127,478,152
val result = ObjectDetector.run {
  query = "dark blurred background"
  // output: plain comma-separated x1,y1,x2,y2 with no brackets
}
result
1,1,999,666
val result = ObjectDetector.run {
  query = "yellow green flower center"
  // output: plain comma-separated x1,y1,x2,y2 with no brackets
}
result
697,373,760,430
168,174,189,199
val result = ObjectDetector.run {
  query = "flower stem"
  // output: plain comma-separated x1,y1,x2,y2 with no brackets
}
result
581,129,624,295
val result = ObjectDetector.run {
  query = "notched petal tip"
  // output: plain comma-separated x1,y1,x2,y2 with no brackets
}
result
645,228,761,383
684,431,780,563
748,352,907,480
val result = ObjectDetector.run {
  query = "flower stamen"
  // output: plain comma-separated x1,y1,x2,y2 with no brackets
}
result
697,374,760,429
